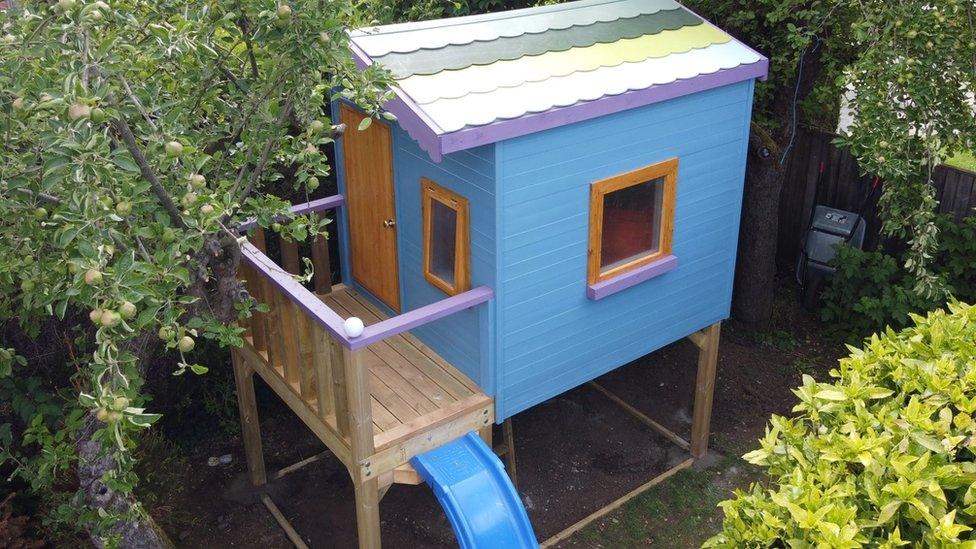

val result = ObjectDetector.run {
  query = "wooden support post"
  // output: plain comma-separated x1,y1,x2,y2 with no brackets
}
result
343,346,381,549
690,322,721,458
232,351,267,486
502,418,518,488
353,478,382,549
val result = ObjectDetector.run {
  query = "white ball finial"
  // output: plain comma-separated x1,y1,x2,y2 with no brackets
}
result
344,316,364,338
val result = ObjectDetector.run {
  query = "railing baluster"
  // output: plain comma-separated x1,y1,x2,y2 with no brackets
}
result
296,309,316,402
311,217,332,294
311,325,335,420
330,334,351,437
278,297,302,388
241,263,268,352
265,290,285,373
251,227,267,253
280,236,300,275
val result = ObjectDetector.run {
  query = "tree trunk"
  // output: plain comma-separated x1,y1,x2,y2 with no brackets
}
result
77,413,173,548
74,240,243,547
731,134,786,325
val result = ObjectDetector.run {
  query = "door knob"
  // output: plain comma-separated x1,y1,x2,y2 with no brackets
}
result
383,219,396,228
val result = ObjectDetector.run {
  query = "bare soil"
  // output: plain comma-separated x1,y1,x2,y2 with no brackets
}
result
154,297,843,548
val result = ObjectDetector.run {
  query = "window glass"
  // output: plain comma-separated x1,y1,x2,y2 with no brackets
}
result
422,178,469,295
588,158,677,285
600,177,664,270
429,199,458,286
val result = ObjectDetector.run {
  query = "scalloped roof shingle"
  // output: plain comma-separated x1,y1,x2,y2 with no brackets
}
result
348,0,767,161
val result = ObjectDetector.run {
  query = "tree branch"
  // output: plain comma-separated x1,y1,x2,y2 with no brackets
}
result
110,117,186,229
228,98,294,207
121,77,157,132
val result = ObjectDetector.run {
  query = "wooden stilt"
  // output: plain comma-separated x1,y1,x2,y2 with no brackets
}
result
232,351,267,486
353,478,382,549
502,418,518,488
343,346,381,549
690,322,721,458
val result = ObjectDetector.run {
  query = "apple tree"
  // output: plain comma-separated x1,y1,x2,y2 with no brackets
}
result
0,0,391,545
690,0,975,323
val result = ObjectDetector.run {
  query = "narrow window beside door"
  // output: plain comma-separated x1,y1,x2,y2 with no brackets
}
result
588,158,678,286
422,178,470,295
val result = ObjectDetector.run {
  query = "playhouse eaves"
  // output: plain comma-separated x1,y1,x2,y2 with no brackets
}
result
348,0,768,161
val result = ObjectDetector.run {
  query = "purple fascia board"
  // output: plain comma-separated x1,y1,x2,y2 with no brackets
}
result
440,60,768,155
240,242,351,343
351,286,494,350
349,41,445,162
241,240,493,350
587,255,678,300
239,194,345,232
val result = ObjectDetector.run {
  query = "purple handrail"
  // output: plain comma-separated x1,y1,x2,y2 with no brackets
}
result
238,196,493,350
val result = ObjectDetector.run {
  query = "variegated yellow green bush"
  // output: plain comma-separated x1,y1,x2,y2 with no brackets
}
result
708,302,976,547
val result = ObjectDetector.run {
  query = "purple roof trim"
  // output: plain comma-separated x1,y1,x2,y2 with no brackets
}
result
440,59,768,155
239,194,345,232
350,42,444,161
587,254,678,300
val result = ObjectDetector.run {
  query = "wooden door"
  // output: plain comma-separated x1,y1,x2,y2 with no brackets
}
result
339,104,400,311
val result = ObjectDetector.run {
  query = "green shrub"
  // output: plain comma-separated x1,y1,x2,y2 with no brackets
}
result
707,302,976,547
820,215,976,340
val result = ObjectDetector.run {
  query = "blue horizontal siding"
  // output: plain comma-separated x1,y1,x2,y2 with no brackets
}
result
495,81,755,420
391,125,497,392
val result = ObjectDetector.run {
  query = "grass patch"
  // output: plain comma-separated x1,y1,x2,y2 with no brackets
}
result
945,151,976,173
563,456,761,548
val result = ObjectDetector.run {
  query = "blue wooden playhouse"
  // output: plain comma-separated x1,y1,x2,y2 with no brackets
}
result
231,1,768,547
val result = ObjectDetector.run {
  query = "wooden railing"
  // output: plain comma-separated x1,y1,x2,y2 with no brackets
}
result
234,195,493,473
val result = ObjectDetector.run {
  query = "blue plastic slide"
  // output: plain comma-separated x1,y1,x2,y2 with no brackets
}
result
411,432,538,548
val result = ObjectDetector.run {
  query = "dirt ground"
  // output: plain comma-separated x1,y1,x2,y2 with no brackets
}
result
152,295,844,548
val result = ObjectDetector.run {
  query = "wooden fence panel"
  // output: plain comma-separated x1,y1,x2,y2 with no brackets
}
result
775,128,976,268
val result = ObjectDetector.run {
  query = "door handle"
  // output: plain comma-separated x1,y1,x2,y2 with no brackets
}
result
383,219,396,228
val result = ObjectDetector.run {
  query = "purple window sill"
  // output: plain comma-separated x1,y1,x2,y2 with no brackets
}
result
587,255,678,300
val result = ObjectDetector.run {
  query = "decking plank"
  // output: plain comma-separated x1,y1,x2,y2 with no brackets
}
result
340,290,480,394
324,294,459,408
370,396,400,431
368,371,422,423
332,290,476,398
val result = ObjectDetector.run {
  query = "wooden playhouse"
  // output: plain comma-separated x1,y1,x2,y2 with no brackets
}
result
230,0,768,547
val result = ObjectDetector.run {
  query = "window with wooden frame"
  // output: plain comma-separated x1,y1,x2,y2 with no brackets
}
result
587,158,678,285
422,178,470,295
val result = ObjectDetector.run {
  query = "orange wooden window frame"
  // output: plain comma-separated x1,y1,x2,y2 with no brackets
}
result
422,177,471,295
587,158,678,285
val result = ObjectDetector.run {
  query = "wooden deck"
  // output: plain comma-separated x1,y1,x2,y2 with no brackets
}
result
234,245,493,488
321,286,490,448
234,219,497,548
